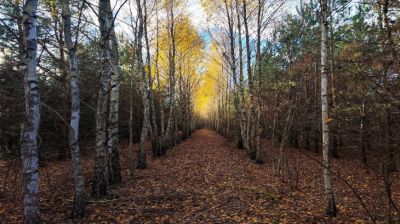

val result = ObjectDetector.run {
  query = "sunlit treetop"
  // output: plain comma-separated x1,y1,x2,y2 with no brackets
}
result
194,43,225,118
154,15,205,88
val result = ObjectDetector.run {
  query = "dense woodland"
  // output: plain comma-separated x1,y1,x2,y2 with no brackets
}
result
0,0,399,223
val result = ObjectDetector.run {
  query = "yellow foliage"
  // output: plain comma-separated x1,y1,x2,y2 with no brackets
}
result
194,43,225,118
155,15,206,111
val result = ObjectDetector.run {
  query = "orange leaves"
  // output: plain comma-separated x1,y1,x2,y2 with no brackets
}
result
2,130,398,223
325,117,334,123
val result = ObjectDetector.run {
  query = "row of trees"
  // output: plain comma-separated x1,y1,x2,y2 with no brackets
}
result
1,0,399,222
0,0,204,222
201,0,399,220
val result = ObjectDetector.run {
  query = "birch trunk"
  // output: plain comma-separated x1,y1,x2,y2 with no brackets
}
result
242,0,256,159
92,0,111,197
143,1,160,156
20,0,41,222
224,0,242,148
165,0,177,150
320,0,336,216
136,0,149,169
155,2,165,140
235,0,249,151
62,0,85,216
255,0,263,163
106,0,122,185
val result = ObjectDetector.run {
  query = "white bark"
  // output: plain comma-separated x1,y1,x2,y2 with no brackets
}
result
107,0,122,184
235,0,249,151
242,0,256,158
165,0,176,148
20,0,41,223
143,0,160,156
320,0,336,216
92,0,111,197
155,5,165,139
255,0,263,162
136,0,149,169
62,0,85,216
224,0,242,148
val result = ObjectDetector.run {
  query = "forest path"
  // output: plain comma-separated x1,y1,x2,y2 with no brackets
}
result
81,128,389,223
3,129,394,223
95,128,285,223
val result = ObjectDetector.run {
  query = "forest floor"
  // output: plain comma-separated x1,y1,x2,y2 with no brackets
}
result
1,129,399,223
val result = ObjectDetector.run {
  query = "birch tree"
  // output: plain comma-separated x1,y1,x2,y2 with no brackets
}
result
62,0,85,216
136,0,149,169
320,0,337,216
143,0,160,156
107,0,122,185
254,0,263,163
242,0,257,159
92,0,112,197
223,0,243,149
235,0,248,151
155,3,165,145
20,0,41,222
165,0,177,150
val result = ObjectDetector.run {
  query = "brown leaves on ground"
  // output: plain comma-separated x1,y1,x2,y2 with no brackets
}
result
0,129,399,223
